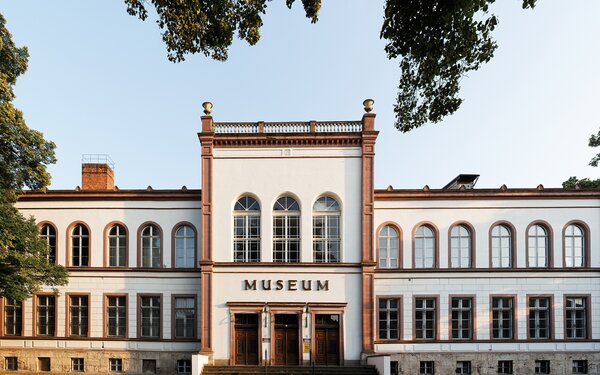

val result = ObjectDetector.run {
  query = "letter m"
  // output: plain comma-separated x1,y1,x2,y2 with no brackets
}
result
244,280,257,290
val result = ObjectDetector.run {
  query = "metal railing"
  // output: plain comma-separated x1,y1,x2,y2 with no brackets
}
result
81,154,115,169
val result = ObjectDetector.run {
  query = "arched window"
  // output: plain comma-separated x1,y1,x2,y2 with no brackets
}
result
378,225,399,268
174,225,196,268
71,224,89,267
414,225,436,268
313,196,341,263
450,224,472,268
140,224,161,268
491,224,513,268
233,196,260,262
527,224,549,267
40,224,57,264
564,224,585,267
273,196,300,262
108,224,127,267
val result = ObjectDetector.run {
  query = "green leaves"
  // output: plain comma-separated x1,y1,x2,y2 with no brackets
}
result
381,0,534,132
0,12,67,301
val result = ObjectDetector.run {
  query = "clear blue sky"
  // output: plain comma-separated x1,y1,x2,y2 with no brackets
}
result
2,1,599,189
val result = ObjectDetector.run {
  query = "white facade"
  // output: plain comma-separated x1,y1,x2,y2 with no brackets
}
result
1,113,599,375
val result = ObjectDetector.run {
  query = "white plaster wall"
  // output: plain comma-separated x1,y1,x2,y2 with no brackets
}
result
212,147,362,263
211,267,363,362
16,200,202,268
375,198,600,268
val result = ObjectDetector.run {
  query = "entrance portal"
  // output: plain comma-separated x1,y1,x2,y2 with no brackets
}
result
314,314,340,365
234,314,259,365
273,314,300,365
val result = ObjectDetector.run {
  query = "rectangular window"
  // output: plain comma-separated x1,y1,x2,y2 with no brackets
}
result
419,361,435,374
528,297,551,339
390,361,399,375
535,360,550,374
142,360,156,374
177,360,191,374
378,298,400,340
451,297,473,340
107,296,127,337
71,358,84,372
313,215,340,263
565,296,588,339
140,296,161,338
69,295,89,337
456,361,472,374
36,295,56,336
498,360,513,374
415,298,436,340
233,215,260,262
572,360,588,374
109,358,122,372
174,297,196,339
3,298,22,336
38,358,51,372
5,357,18,371
492,297,514,339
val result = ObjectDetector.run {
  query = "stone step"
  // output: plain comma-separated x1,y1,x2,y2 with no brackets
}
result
201,365,379,375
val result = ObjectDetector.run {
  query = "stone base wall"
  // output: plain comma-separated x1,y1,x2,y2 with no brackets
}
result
0,349,195,374
387,352,600,375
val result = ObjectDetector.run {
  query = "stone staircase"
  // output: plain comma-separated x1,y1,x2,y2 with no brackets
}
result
201,365,379,375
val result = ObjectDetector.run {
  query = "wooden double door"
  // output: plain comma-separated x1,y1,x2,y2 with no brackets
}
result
234,314,259,365
273,314,300,366
314,314,340,365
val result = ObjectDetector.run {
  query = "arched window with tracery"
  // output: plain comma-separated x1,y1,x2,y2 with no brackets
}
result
564,223,586,267
174,225,196,268
108,224,127,267
273,196,300,262
70,224,89,267
313,196,341,263
233,196,260,262
414,225,436,268
40,223,57,264
378,225,399,268
491,224,513,268
450,224,472,268
527,224,549,267
140,224,161,268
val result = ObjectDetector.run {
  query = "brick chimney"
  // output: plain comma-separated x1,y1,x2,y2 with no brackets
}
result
81,155,115,190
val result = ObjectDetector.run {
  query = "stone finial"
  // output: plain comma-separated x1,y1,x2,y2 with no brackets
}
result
202,101,213,115
423,185,430,191
537,184,544,190
363,98,374,113
500,184,508,191
387,185,394,191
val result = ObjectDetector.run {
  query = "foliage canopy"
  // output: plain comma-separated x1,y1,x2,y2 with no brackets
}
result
125,0,536,131
0,13,68,301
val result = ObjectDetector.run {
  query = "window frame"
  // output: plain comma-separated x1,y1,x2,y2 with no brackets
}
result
377,223,402,269
564,295,591,340
103,293,128,338
38,221,58,265
71,358,85,372
525,221,553,268
171,222,198,269
67,222,91,267
449,295,476,341
1,297,24,337
562,221,590,268
489,222,517,269
526,295,553,340
233,195,261,263
534,360,550,374
448,222,475,269
376,296,402,341
66,293,90,338
33,293,57,338
497,360,513,374
137,222,163,268
412,222,439,269
490,295,517,340
413,295,439,341
272,195,301,263
171,294,197,340
137,293,162,339
312,195,341,263
177,359,192,374
109,358,123,373
104,222,129,268
5,356,18,371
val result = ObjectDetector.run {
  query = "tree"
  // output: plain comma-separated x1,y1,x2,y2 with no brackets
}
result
124,0,536,131
562,128,600,189
0,13,68,301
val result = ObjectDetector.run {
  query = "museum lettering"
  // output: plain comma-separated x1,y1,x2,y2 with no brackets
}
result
243,279,329,291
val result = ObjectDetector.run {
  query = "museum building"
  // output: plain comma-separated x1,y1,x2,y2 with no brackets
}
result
1,102,599,375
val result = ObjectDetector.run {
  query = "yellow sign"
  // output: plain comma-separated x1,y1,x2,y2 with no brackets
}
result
303,343,311,353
